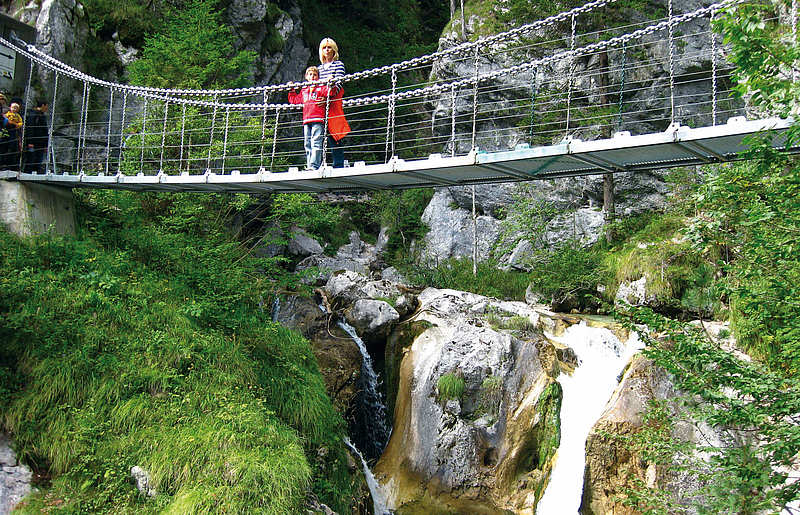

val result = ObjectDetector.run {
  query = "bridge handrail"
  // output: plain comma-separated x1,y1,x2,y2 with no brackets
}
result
6,0,736,114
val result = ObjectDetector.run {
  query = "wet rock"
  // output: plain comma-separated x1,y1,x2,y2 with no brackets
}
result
374,287,563,513
296,232,385,284
345,299,399,340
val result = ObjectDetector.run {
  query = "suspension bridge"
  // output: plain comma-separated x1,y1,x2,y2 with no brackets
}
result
0,0,795,194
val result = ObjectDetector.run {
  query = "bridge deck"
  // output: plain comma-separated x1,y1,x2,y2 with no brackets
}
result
1,117,793,194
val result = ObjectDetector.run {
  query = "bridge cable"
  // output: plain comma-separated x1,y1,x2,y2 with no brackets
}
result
259,91,268,171
222,105,230,172
566,13,577,136
105,89,114,174
460,0,467,41
18,60,34,174
117,90,127,175
385,68,397,163
617,40,627,132
206,94,218,172
450,83,457,157
46,72,58,174
710,9,718,125
79,83,90,173
139,96,148,174
668,0,676,123
471,44,479,151
180,103,187,172
270,107,281,172
529,67,539,144
323,86,332,167
160,101,169,173
793,0,798,82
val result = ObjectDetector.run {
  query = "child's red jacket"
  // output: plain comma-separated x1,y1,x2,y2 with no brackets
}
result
288,85,331,125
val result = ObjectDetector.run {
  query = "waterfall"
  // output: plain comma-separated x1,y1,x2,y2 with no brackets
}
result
270,295,280,321
344,437,390,515
337,319,391,461
536,321,642,514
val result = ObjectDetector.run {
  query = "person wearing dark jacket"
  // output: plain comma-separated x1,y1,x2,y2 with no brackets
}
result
23,101,49,173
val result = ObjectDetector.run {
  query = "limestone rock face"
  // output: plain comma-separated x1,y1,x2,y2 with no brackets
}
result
287,227,324,257
421,188,502,264
374,288,569,514
227,0,310,86
0,434,32,515
130,465,156,498
581,354,731,514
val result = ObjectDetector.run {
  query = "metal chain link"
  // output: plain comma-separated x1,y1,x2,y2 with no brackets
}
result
385,68,397,162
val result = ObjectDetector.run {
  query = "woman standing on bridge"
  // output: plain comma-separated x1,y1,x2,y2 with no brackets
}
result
317,38,350,168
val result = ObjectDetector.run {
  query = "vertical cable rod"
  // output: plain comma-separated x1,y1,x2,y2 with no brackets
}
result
271,107,281,171
179,103,187,172
260,91,268,170
566,13,577,136
105,88,114,173
617,40,627,132
529,67,538,144
160,101,169,172
668,0,676,123
222,105,230,172
206,94,218,172
19,62,34,173
471,44,479,150
117,91,127,174
450,83,457,157
139,96,149,173
710,9,718,125
46,72,58,174
78,82,88,172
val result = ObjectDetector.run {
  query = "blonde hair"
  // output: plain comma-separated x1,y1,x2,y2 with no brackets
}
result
318,38,339,62
305,66,319,78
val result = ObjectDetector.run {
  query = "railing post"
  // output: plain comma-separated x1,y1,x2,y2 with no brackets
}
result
105,88,114,174
46,72,58,174
117,90,128,175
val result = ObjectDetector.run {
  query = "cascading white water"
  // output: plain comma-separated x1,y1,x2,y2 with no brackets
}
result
536,321,642,514
344,437,390,515
337,319,391,459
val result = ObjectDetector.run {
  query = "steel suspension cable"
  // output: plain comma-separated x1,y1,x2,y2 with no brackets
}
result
105,88,114,173
46,72,58,174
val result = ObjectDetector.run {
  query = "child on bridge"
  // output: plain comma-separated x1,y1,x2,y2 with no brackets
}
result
288,66,331,171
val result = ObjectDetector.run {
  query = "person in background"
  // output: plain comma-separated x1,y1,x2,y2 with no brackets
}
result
1,102,23,170
317,38,350,167
288,66,331,170
24,100,49,173
0,93,8,114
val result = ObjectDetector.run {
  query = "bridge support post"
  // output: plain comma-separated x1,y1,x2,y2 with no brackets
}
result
0,182,76,237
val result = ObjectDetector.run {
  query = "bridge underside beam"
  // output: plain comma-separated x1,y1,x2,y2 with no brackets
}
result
2,117,793,194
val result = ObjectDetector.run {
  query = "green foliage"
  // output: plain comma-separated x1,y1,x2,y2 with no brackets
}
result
436,372,465,402
373,188,434,264
476,375,503,418
128,0,256,89
527,243,608,309
615,307,800,514
407,258,530,301
0,190,356,513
